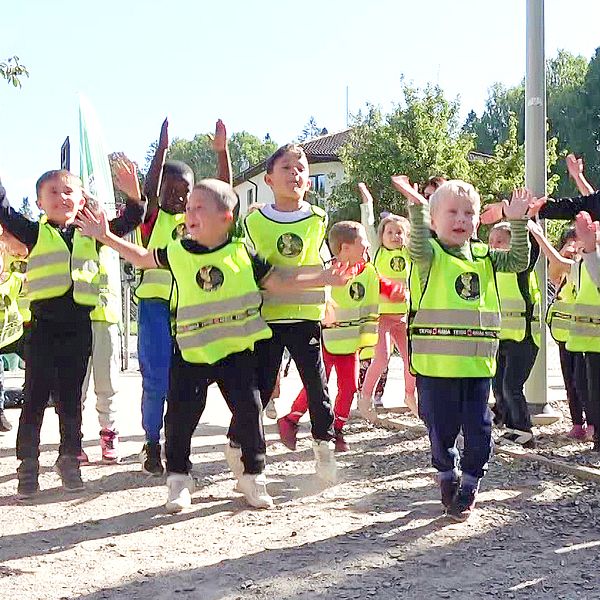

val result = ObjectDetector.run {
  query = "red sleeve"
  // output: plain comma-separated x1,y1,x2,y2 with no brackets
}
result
139,206,159,240
379,275,403,299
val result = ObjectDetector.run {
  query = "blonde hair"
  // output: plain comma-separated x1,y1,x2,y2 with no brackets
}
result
377,214,410,243
429,180,481,216
328,221,364,255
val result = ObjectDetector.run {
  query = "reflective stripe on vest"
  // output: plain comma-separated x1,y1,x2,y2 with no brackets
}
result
322,264,380,354
409,239,500,378
496,270,542,346
90,246,121,323
168,239,272,364
0,273,24,349
566,262,600,352
135,210,186,301
244,206,327,322
547,280,577,343
26,217,100,306
374,247,409,314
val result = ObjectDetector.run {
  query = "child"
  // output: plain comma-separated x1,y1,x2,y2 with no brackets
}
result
244,144,337,483
528,213,600,450
546,225,590,440
0,170,144,498
76,178,349,511
358,182,416,417
0,233,26,432
488,221,542,448
278,221,404,452
392,176,530,521
135,119,231,475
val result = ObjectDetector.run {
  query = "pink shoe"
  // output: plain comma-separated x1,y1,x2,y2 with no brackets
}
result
584,425,595,442
100,429,120,463
77,449,90,465
567,424,587,440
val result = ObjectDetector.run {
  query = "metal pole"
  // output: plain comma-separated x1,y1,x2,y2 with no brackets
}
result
122,282,130,371
524,0,558,424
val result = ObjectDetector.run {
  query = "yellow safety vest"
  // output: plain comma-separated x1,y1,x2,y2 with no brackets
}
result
26,216,100,306
565,262,600,353
169,239,272,364
374,247,409,314
496,270,542,346
135,209,186,301
90,246,121,323
244,205,327,322
546,278,577,343
409,239,501,378
322,262,379,355
0,272,23,348
8,257,30,323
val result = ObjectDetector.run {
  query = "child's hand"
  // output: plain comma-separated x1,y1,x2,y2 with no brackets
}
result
158,117,169,150
504,188,530,220
322,261,353,287
210,119,227,153
389,282,406,303
526,194,547,219
391,175,425,205
75,206,109,240
114,157,141,201
480,201,506,225
322,300,337,327
575,211,599,253
566,153,584,180
526,219,544,238
358,182,374,205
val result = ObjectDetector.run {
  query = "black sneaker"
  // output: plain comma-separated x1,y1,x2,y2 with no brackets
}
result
440,478,459,508
54,455,85,492
447,488,477,522
0,409,12,432
17,458,40,498
140,442,164,476
499,429,534,447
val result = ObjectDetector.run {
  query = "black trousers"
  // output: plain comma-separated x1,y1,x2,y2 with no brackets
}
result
254,321,334,441
492,335,538,432
584,352,600,439
165,349,265,475
16,318,92,460
558,343,588,426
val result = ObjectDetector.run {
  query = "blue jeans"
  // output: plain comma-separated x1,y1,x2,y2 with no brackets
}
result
138,299,173,443
417,375,493,486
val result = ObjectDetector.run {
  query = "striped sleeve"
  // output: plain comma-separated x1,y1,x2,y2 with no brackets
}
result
408,204,433,288
490,220,531,273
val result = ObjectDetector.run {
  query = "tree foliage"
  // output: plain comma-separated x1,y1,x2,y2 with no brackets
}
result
297,117,326,142
1,56,28,88
18,197,34,220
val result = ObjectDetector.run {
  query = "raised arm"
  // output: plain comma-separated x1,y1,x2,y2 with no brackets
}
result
566,153,595,197
142,118,169,220
526,219,572,280
576,211,600,287
75,207,157,270
0,178,38,249
358,182,379,251
108,156,146,237
211,119,232,185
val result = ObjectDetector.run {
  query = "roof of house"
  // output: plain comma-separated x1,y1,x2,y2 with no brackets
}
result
233,129,351,186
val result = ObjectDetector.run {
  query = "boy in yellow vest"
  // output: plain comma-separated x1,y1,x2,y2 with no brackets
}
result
75,178,350,511
280,221,405,452
135,119,231,476
487,222,541,448
0,170,145,498
392,176,530,521
244,144,338,483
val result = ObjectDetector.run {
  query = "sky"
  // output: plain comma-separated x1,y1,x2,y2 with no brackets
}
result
1,0,600,204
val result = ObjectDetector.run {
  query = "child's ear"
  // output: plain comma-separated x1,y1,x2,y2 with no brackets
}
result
36,199,42,211
264,173,273,188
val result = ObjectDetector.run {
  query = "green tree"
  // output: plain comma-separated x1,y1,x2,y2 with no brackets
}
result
1,56,28,87
229,131,277,175
18,197,34,220
297,116,326,142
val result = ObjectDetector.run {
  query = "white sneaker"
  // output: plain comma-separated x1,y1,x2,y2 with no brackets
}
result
236,473,274,509
224,442,244,479
165,473,194,513
312,439,337,484
265,398,277,420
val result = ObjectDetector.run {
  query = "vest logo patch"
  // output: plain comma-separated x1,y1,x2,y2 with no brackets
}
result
172,223,187,241
349,281,366,301
389,256,406,272
277,233,303,258
455,272,480,300
196,266,224,292
0,295,10,309
10,260,27,274
82,260,99,276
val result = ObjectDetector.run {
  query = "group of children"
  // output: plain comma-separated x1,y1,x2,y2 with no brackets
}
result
1,122,599,522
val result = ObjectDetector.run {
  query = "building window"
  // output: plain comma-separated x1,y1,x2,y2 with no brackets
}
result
246,188,254,207
309,174,326,196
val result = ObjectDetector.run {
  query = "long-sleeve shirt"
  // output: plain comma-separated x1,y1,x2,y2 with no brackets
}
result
540,190,600,221
581,248,600,288
408,204,531,292
0,187,145,322
360,203,380,254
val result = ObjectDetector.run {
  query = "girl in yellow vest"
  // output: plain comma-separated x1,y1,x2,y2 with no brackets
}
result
279,221,404,453
75,178,350,512
358,182,416,417
528,213,600,450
